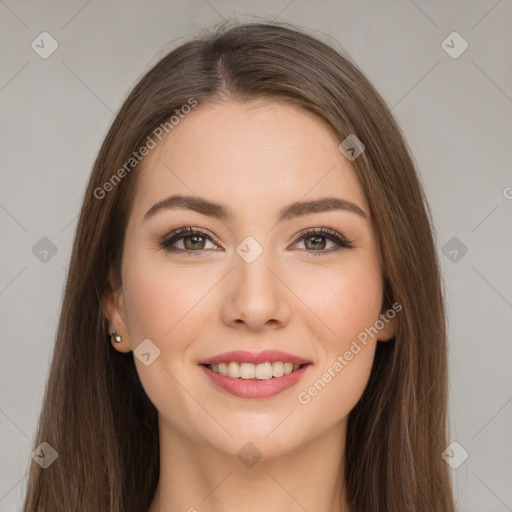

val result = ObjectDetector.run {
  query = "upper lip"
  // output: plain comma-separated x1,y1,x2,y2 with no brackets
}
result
198,350,312,366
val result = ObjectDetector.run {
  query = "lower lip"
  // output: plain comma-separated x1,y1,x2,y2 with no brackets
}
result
200,364,311,399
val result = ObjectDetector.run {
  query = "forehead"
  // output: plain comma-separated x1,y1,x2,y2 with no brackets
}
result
130,100,369,223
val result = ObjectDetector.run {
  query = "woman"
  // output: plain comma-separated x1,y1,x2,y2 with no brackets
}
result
23,21,454,512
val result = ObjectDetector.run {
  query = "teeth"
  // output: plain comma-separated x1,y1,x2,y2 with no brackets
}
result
256,362,273,380
208,361,304,380
239,362,255,379
272,361,284,377
228,361,240,379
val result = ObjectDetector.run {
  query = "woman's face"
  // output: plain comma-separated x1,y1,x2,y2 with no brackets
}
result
106,100,395,459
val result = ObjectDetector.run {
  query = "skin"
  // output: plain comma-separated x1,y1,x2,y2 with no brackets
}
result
103,100,396,512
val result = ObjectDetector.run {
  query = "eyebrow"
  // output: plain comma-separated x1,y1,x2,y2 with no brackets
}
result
143,194,368,223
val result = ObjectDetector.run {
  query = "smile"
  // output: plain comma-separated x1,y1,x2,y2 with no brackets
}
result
200,364,311,398
206,361,305,380
198,349,312,398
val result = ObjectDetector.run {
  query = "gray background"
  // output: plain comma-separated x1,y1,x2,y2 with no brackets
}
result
1,1,511,511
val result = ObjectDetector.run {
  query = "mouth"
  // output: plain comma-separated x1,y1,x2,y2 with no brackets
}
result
203,361,308,379
199,361,312,399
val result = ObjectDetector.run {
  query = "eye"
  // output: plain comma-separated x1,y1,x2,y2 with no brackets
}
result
289,227,354,255
158,227,220,254
158,226,354,256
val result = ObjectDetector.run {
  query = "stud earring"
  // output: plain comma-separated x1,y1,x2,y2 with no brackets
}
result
110,331,122,343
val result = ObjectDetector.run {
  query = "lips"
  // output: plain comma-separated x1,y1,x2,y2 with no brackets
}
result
198,350,311,366
198,350,312,399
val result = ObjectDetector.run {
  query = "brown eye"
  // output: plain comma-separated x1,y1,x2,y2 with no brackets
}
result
303,235,328,250
159,227,219,253
291,227,354,254
182,234,207,250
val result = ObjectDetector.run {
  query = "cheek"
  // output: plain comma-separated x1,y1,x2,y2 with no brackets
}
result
120,248,211,427
299,258,384,346
296,282,382,428
293,259,383,415
121,246,207,345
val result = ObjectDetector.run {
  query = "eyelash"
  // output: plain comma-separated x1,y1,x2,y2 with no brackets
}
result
157,226,354,256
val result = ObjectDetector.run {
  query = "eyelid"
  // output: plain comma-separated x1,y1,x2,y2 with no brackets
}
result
289,226,350,245
158,225,354,253
158,226,222,248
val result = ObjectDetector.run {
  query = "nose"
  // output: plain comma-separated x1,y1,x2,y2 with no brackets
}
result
220,250,291,332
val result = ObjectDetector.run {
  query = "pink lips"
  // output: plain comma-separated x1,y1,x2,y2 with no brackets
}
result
198,350,312,399
198,350,311,366
200,364,310,398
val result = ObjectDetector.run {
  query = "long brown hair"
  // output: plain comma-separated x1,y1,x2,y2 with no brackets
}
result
23,20,454,512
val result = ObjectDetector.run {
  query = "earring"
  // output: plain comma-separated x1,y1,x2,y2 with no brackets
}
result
110,330,122,343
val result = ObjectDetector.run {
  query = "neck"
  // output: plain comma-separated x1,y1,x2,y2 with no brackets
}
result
147,415,351,512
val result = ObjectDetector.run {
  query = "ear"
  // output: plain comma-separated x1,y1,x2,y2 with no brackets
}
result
102,269,132,353
377,302,398,342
